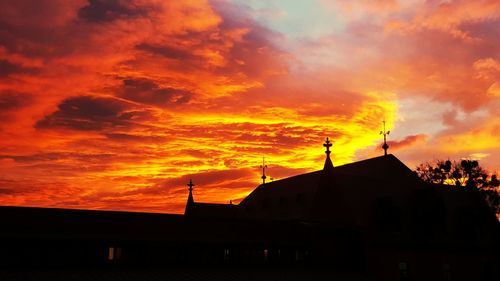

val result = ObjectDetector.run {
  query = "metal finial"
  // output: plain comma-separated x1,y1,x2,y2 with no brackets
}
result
260,157,267,184
380,120,390,156
323,137,332,155
187,179,195,192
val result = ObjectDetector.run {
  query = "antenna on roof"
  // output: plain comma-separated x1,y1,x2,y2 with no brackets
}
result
380,120,390,156
260,157,267,185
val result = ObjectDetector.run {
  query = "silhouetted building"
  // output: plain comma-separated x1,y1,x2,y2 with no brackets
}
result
1,138,499,281
184,178,237,218
184,138,500,280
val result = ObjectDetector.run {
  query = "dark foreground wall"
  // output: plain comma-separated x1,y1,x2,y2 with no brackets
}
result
0,206,362,268
1,206,499,281
0,266,368,281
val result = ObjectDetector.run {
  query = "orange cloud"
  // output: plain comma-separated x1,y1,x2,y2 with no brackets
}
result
0,0,499,214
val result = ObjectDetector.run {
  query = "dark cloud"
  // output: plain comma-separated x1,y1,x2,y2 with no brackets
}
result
0,1,87,58
0,91,32,111
0,178,39,195
104,133,166,143
0,188,18,195
0,60,38,77
0,60,20,77
386,134,428,151
35,95,135,131
119,78,192,106
78,0,148,23
0,24,70,58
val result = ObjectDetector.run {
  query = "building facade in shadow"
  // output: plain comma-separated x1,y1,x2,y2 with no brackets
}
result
1,138,499,281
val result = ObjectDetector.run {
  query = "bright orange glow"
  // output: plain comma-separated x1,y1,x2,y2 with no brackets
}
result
0,0,499,213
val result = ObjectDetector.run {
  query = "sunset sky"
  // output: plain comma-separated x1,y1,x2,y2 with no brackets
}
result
0,0,499,213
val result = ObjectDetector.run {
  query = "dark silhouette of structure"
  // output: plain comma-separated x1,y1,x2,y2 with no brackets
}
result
260,157,268,185
1,138,499,281
380,120,390,156
187,178,194,205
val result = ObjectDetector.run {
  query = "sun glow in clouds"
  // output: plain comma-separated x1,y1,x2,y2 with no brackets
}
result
0,0,499,213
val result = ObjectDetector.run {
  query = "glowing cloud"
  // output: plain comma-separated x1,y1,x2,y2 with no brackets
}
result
0,0,499,213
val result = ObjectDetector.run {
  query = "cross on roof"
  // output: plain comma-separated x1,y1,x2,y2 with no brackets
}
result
187,179,195,192
323,137,332,155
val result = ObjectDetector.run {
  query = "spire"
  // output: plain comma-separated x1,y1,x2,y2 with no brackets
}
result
187,179,195,204
260,157,267,185
310,137,337,221
380,120,390,156
323,137,334,170
184,179,195,216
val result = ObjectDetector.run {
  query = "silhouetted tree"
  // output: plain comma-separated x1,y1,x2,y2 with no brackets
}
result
416,159,500,214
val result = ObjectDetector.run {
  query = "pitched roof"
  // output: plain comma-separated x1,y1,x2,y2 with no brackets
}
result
238,170,322,220
334,154,417,182
237,154,422,221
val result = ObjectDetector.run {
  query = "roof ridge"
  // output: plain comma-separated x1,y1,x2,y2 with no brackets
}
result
335,154,397,169
256,170,322,186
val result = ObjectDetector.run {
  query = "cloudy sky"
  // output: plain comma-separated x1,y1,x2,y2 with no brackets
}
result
0,0,499,213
